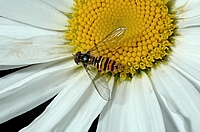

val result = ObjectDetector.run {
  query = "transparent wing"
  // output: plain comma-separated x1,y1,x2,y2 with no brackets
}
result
89,26,126,56
85,68,111,101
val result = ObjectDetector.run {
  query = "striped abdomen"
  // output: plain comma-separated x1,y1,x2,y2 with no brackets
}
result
90,56,119,72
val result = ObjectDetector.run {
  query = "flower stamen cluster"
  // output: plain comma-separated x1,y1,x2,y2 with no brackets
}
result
66,0,176,80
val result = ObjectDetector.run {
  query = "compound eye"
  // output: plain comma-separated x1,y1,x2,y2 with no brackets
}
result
75,51,81,56
74,58,79,64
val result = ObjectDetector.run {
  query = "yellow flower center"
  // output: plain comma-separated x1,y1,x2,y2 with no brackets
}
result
66,0,176,80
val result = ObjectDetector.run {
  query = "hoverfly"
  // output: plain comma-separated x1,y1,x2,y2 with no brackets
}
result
74,27,126,101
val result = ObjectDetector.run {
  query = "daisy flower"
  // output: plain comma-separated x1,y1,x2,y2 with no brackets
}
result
0,0,200,131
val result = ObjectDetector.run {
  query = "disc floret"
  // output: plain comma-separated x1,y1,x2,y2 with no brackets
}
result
66,0,176,80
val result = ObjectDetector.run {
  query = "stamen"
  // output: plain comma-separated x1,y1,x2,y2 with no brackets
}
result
66,0,176,80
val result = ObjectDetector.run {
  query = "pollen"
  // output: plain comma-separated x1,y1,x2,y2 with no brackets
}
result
66,0,176,80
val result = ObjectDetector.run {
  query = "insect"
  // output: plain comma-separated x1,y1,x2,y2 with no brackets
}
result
74,27,126,101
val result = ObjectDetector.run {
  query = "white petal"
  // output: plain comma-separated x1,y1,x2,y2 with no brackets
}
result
161,108,180,132
97,72,165,132
174,0,200,18
169,53,200,92
170,48,200,81
42,0,75,13
0,59,76,97
61,0,75,7
177,16,200,28
176,27,200,35
169,61,200,93
0,35,73,65
173,34,200,55
0,0,68,30
20,69,108,132
0,17,64,39
0,65,27,70
151,65,200,132
173,0,187,10
0,59,77,123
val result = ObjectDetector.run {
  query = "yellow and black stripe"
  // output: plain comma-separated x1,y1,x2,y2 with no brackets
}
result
91,56,119,72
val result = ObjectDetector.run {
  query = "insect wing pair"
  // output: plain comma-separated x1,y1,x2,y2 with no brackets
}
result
85,69,111,101
77,27,126,101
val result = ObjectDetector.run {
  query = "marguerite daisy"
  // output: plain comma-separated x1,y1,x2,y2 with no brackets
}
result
0,0,200,132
